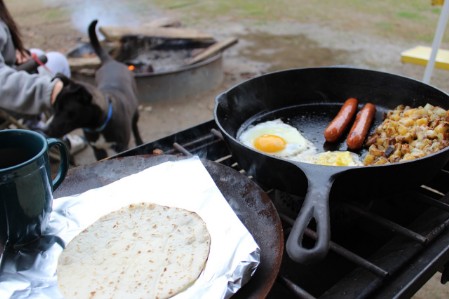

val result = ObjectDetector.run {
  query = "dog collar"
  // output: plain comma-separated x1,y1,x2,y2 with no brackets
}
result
84,99,113,133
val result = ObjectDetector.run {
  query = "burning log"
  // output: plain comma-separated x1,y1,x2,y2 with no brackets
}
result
186,37,238,65
143,17,182,28
68,57,101,71
99,26,215,43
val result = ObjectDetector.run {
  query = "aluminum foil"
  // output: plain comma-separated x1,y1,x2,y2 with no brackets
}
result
0,156,260,298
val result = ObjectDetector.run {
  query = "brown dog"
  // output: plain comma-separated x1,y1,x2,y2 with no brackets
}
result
46,20,143,160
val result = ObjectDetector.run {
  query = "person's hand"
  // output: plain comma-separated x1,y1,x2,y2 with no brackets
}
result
15,50,31,65
51,79,63,105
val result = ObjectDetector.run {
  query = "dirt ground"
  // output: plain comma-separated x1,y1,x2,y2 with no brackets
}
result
6,0,449,297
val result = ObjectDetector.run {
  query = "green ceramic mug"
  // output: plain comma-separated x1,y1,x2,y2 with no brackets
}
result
0,129,69,249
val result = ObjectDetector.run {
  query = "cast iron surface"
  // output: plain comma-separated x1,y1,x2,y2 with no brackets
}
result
214,66,449,264
54,154,283,299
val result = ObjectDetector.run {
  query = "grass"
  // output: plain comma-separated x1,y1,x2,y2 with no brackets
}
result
151,0,447,44
6,0,70,24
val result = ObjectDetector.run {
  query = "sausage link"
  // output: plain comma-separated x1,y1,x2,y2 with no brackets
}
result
346,103,376,150
324,97,358,142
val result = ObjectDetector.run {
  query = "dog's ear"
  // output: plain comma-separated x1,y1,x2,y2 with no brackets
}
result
75,84,94,105
55,78,93,106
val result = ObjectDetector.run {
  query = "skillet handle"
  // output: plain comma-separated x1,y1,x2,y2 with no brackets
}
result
286,172,334,264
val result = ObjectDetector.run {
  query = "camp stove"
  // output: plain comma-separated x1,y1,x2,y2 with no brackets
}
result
116,120,449,298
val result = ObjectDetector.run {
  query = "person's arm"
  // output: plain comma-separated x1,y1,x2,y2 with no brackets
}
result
0,22,58,115
0,63,57,115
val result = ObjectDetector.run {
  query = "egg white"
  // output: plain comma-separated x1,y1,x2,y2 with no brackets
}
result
238,119,315,158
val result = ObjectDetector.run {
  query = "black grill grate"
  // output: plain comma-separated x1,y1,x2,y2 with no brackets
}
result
116,120,449,298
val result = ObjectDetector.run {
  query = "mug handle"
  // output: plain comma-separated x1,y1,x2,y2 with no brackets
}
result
47,138,69,190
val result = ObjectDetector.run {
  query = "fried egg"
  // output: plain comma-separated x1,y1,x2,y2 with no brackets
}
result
238,119,315,158
306,151,363,166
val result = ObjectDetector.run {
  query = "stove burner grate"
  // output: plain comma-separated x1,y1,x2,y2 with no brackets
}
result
115,120,449,298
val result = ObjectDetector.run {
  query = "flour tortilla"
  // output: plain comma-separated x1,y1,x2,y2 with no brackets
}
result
57,202,211,299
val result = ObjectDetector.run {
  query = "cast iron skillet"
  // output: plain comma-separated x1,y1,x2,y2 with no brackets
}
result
214,66,449,264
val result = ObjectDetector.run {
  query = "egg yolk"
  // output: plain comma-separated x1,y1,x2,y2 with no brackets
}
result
253,134,286,153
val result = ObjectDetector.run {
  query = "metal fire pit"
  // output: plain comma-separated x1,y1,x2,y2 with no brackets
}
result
67,37,224,103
